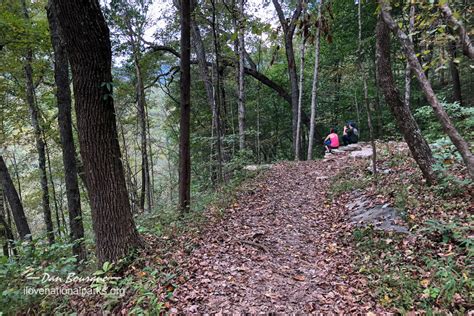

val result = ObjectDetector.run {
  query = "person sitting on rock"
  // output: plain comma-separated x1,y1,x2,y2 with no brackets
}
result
324,128,340,153
343,121,359,146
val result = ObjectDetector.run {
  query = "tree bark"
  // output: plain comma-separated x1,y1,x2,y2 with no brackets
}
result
295,0,306,160
0,185,16,256
51,0,142,263
46,2,86,261
358,0,376,175
237,0,246,151
380,1,474,180
272,0,303,153
448,41,462,105
21,0,54,244
135,57,151,212
0,156,31,240
440,3,474,59
45,140,61,235
210,0,223,184
375,15,437,185
119,121,139,213
191,19,215,124
404,2,415,108
307,0,322,161
179,0,192,211
190,12,221,184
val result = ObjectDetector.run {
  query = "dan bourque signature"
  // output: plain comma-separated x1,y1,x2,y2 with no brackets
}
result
26,272,120,284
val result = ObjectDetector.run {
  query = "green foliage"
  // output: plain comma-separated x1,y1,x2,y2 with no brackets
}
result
415,102,474,142
0,238,79,314
353,225,473,313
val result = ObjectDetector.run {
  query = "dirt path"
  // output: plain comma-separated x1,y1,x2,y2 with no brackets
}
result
171,160,383,313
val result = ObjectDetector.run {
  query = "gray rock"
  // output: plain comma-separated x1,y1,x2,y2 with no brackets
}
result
243,164,272,171
339,144,362,152
350,148,373,159
347,195,409,234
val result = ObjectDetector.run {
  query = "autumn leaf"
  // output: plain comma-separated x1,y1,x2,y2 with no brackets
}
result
293,274,306,282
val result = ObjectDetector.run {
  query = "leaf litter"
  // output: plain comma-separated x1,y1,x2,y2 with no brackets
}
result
166,158,386,313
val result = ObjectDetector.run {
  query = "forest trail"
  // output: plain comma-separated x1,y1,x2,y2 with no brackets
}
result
170,150,382,313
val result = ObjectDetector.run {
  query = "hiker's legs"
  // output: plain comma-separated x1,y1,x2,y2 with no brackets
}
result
343,135,350,146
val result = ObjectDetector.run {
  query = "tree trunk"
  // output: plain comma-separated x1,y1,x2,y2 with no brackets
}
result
358,0,376,175
119,121,139,213
272,0,302,153
404,2,415,108
295,0,306,160
380,1,474,180
46,2,86,261
448,41,462,105
178,0,192,211
237,0,246,151
146,107,155,210
210,0,223,184
45,140,61,235
375,15,437,185
307,1,322,160
0,185,16,257
0,156,31,240
51,0,142,263
11,152,22,203
190,17,222,180
135,57,151,212
22,0,54,244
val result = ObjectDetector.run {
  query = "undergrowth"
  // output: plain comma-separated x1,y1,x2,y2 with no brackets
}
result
0,165,263,315
330,141,473,313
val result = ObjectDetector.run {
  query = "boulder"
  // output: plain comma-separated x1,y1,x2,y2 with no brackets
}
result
243,164,272,171
331,149,345,154
339,144,362,152
350,148,373,159
347,195,409,234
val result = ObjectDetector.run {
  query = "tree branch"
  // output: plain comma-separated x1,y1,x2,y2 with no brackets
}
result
440,3,474,59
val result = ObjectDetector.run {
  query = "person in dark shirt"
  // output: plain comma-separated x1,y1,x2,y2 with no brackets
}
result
342,122,359,146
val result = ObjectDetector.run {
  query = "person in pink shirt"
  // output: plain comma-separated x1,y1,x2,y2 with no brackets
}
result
324,128,340,153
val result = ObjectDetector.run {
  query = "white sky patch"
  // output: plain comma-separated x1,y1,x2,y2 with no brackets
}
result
144,0,277,42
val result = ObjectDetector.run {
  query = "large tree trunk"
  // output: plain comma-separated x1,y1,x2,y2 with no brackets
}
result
51,0,142,263
375,16,437,185
237,0,246,151
22,0,54,244
272,0,302,153
307,0,321,161
46,2,86,261
178,0,192,211
379,1,474,180
0,156,31,240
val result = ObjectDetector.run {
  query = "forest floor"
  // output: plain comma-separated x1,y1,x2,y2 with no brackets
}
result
158,148,387,313
60,142,472,314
